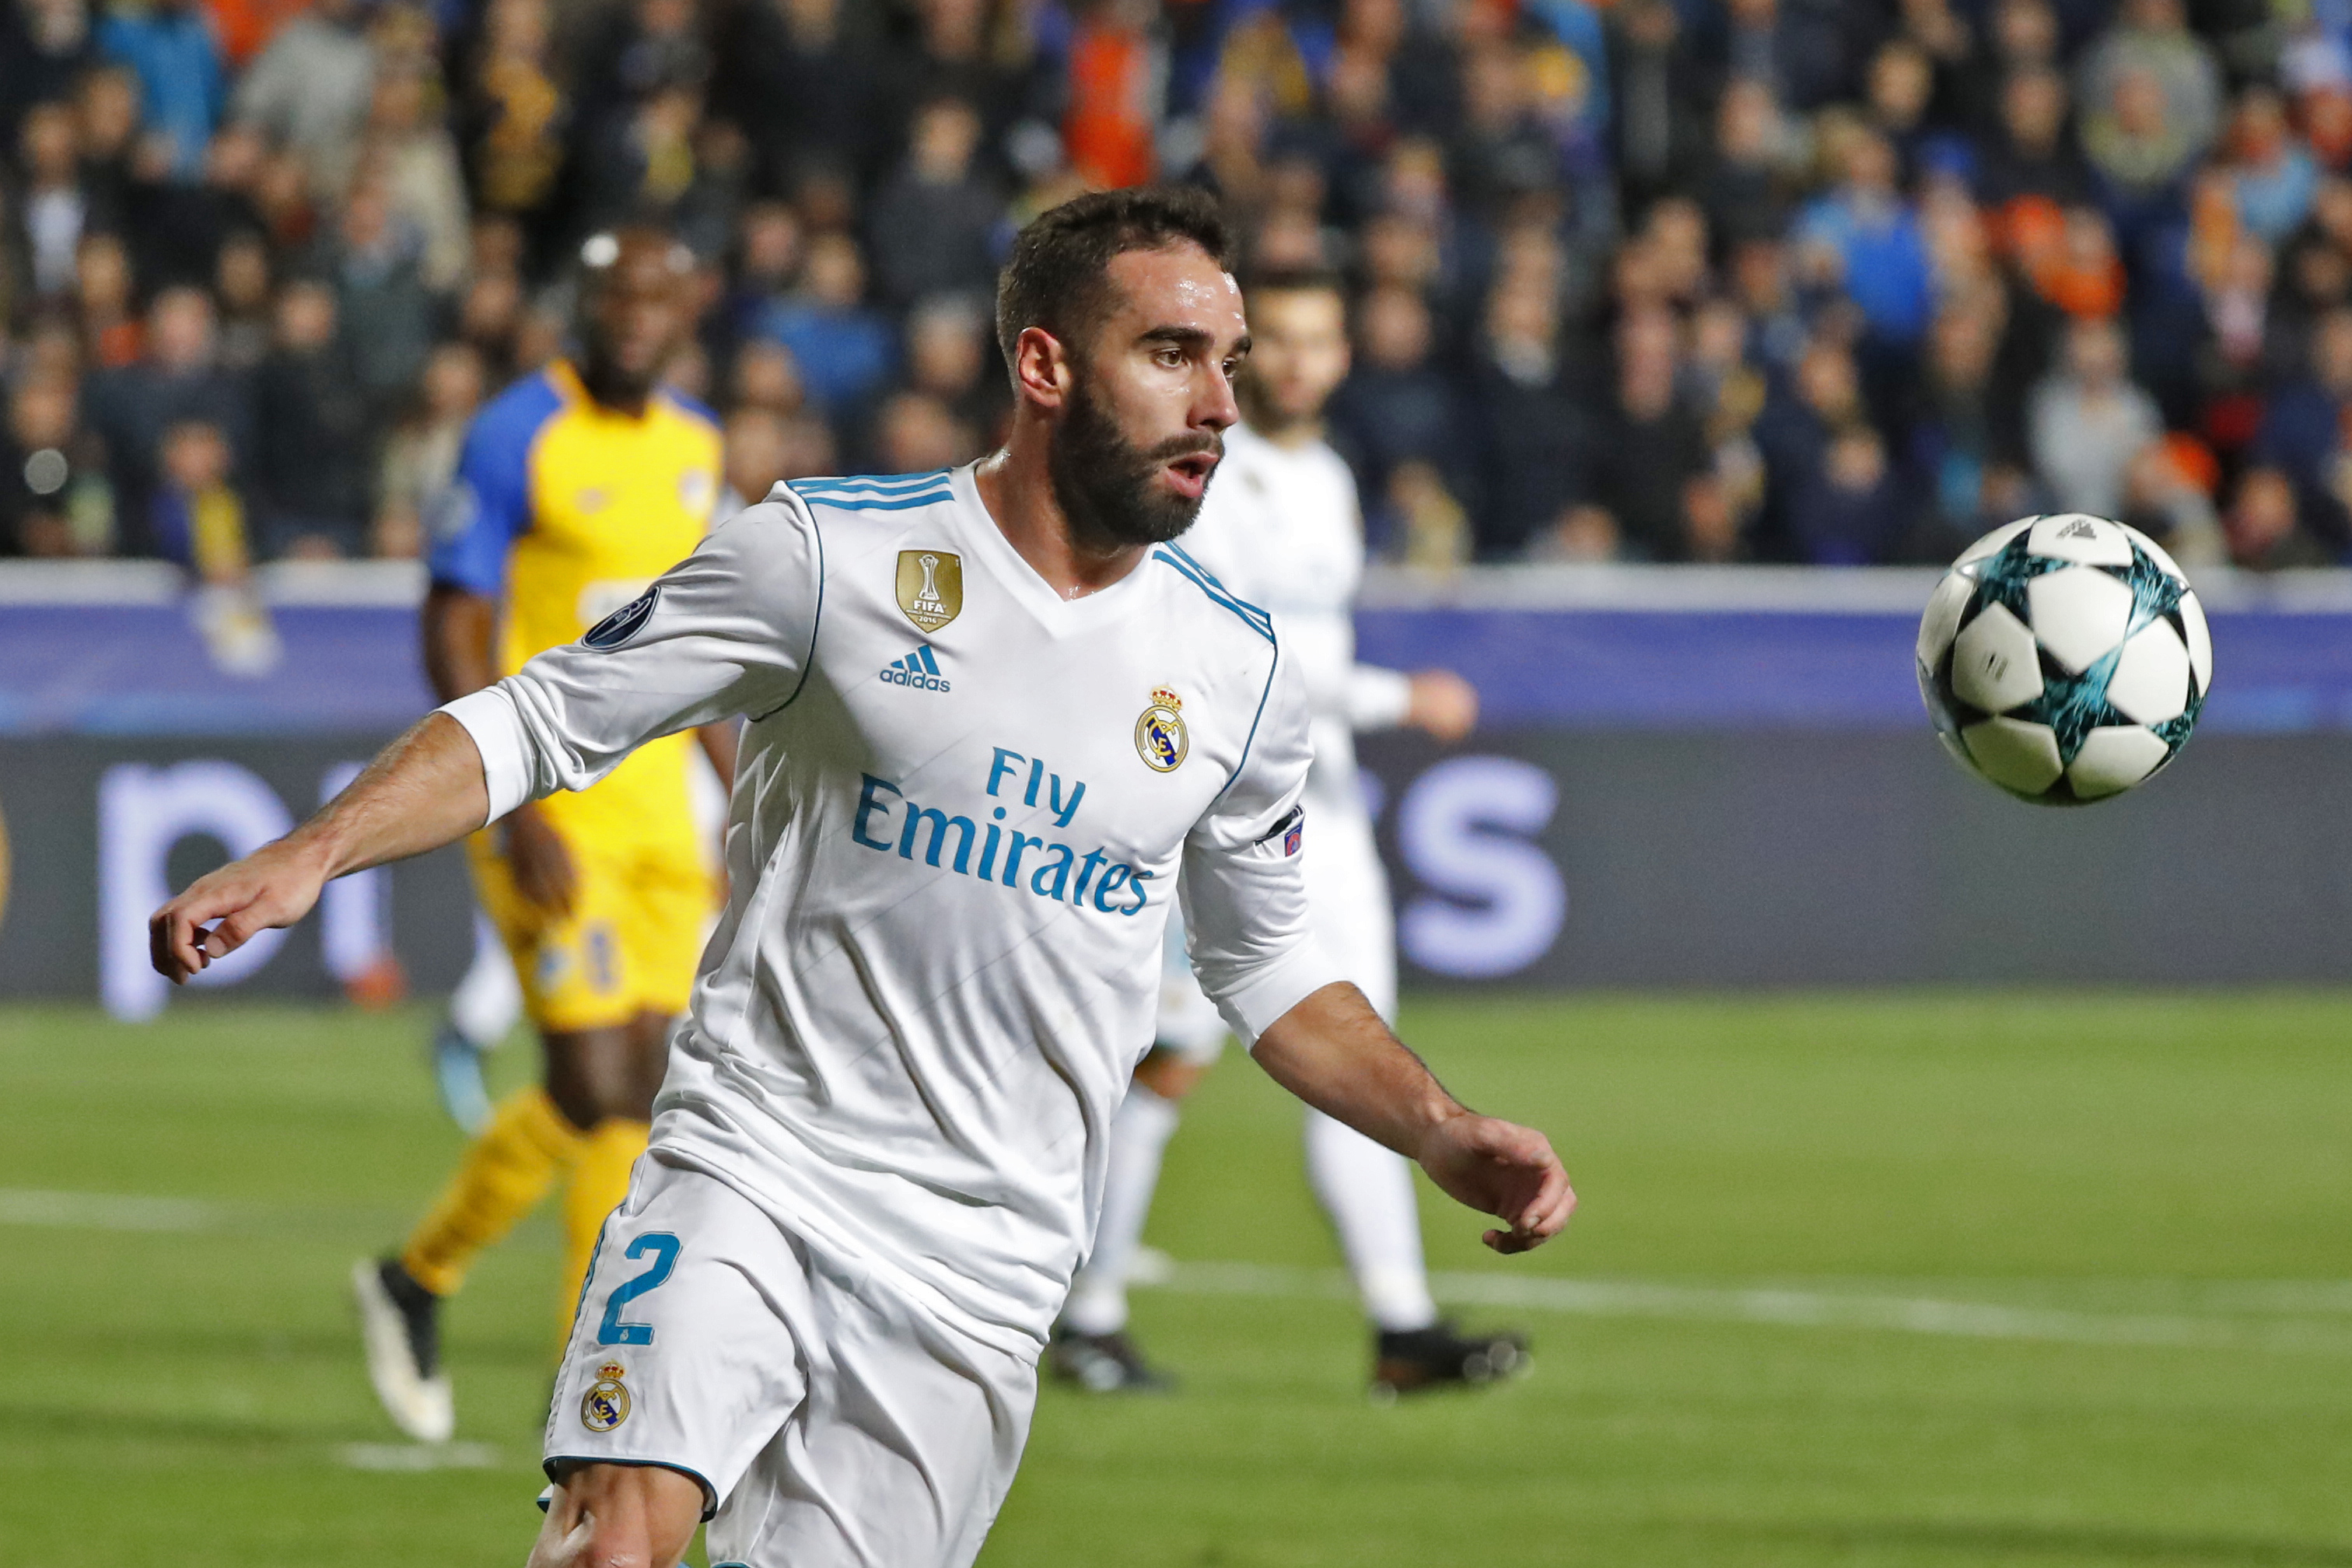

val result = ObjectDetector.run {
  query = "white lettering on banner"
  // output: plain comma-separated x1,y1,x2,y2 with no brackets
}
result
318,763,389,985
1396,756,1566,978
98,761,296,1020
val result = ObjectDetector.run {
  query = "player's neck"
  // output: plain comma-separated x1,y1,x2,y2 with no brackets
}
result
570,358,653,419
973,445,1148,601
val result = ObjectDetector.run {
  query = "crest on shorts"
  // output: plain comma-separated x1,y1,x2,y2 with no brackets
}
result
1135,688,1188,773
581,1363,632,1432
896,549,963,633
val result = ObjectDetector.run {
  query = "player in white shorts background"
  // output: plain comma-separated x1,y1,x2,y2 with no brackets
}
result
148,189,1575,1568
1052,271,1525,1398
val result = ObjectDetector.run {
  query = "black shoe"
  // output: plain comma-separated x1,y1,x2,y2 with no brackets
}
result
353,1257,453,1440
1046,1327,1176,1393
1371,1320,1531,1397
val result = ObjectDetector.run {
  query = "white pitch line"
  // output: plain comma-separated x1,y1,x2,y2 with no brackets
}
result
1150,1262,2352,1356
338,1442,502,1472
7,1187,2351,1354
0,1187,222,1232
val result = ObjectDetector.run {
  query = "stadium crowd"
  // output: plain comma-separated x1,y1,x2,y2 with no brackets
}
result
0,0,2344,570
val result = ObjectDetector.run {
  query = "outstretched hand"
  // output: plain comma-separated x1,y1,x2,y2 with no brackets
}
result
149,838,331,984
1413,1112,1576,1255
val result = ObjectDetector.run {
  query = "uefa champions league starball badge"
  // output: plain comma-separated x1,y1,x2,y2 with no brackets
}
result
581,1363,632,1432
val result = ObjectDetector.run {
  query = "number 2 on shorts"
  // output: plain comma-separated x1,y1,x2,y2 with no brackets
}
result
597,1233,681,1346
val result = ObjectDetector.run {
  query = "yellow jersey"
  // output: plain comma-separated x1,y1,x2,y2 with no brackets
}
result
428,359,723,844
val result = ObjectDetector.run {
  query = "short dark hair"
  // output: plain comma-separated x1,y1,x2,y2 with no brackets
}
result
994,186,1233,371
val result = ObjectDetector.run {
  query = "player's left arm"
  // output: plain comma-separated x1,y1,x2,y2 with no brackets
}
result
1181,640,1569,1254
1252,982,1573,1254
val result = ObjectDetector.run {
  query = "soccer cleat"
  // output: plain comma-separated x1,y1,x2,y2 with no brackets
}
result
352,1257,455,1443
1045,1327,1176,1393
1370,1320,1531,1397
430,1022,494,1134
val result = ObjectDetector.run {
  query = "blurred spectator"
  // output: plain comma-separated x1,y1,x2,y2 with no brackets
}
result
1575,307,1718,560
1754,336,1871,552
72,228,139,368
0,0,98,148
2228,464,2331,567
212,227,271,368
2255,306,2352,536
458,0,568,257
1061,0,1158,191
2225,86,2318,243
1329,283,1464,552
1792,422,1907,563
710,0,875,190
867,96,1000,308
83,284,252,550
1469,271,1591,559
368,61,471,292
252,278,371,558
97,0,223,178
1911,299,2027,552
722,404,791,503
1979,67,2087,211
149,415,243,576
1703,77,1799,246
2030,316,2164,517
376,340,481,559
901,293,1000,439
2077,0,2222,180
2117,436,2226,566
13,98,93,302
728,338,804,417
231,0,375,195
0,376,104,555
758,229,891,417
870,388,976,474
329,177,435,416
1794,126,1933,352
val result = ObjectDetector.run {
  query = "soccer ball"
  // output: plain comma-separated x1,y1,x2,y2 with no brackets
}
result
1917,514,2211,806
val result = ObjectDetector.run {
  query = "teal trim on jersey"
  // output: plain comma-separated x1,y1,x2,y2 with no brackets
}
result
793,486,954,513
1216,649,1281,811
1151,547,1275,643
795,469,950,495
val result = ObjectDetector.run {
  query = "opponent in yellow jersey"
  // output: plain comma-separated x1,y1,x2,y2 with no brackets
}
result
354,229,735,1444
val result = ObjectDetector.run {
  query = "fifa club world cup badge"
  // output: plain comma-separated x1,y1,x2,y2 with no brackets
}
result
896,549,963,633
581,1363,632,1432
1135,688,1189,772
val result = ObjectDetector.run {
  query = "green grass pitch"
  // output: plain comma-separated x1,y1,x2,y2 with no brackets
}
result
6,993,2352,1567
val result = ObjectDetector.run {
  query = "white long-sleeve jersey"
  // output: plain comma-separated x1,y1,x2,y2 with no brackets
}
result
443,464,1341,1352
1174,421,1409,812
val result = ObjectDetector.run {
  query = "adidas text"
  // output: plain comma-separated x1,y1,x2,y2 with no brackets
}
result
880,644,950,692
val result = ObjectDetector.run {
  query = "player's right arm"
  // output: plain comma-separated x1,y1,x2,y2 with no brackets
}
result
151,499,822,984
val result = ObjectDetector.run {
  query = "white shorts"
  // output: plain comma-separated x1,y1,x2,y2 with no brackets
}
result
1153,793,1395,1064
547,1155,1038,1568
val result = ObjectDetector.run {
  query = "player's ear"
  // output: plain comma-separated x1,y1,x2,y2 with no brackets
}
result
1012,325,1071,411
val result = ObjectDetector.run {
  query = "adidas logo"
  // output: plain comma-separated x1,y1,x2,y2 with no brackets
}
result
879,642,950,692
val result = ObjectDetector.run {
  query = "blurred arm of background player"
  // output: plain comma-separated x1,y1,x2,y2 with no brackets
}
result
423,583,737,913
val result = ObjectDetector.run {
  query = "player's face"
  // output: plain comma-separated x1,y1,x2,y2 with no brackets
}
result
1240,287,1349,429
1050,243,1248,548
583,238,691,400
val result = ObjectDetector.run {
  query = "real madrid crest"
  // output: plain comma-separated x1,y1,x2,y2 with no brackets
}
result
1135,688,1188,772
581,1362,632,1432
896,549,964,633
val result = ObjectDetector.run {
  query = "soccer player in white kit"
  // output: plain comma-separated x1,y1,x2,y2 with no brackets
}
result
148,190,1573,1568
1051,271,1521,1397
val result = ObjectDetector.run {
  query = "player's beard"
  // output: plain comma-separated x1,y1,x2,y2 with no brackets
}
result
1048,371,1220,551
